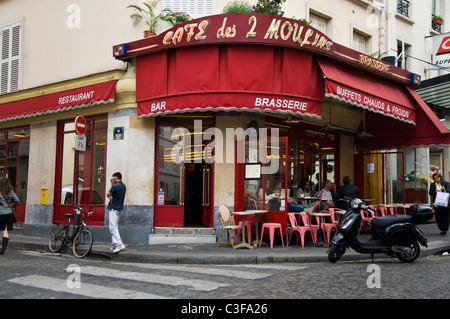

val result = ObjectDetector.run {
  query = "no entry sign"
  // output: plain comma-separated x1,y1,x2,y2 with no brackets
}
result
74,115,87,135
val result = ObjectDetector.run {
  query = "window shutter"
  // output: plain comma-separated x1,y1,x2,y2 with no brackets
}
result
1,23,21,94
163,0,215,18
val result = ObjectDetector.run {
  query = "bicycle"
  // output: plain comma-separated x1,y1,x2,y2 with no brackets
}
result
48,206,94,258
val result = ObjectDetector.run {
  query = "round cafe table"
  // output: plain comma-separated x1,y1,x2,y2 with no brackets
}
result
308,211,331,247
232,210,268,249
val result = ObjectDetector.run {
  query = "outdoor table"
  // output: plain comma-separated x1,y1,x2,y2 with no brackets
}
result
379,204,400,215
361,198,376,204
301,196,320,206
233,210,268,249
308,211,331,247
334,209,346,221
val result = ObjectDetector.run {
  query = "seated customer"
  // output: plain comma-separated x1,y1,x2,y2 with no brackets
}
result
296,179,312,198
258,179,281,211
317,179,336,209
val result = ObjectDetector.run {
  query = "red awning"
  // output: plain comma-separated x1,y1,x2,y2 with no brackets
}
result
357,86,450,149
317,57,416,125
136,45,323,118
0,80,116,122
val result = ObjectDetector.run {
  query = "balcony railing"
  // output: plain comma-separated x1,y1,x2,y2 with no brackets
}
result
432,14,442,33
396,0,410,17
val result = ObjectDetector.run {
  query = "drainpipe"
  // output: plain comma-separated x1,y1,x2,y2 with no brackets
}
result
385,0,393,57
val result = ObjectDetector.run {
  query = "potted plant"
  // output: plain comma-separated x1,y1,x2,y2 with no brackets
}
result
291,16,311,25
222,1,254,13
253,0,286,17
433,15,444,25
127,0,174,38
172,12,192,25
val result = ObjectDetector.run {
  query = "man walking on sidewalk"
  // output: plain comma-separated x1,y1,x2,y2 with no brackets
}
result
107,172,126,253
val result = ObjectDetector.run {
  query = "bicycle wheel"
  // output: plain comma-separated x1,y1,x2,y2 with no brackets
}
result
49,224,67,253
72,228,93,258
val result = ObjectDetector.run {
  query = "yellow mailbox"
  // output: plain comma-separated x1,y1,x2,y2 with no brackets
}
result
41,187,48,205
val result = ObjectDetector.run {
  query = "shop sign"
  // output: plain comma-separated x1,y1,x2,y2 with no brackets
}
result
326,82,415,124
0,80,115,123
113,126,124,140
74,134,86,151
138,93,322,118
432,32,450,68
115,13,333,58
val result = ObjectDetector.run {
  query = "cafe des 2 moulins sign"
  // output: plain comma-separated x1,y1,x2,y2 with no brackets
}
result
113,13,418,86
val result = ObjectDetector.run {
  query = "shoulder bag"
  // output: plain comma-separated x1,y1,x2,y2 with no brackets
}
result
2,193,18,223
434,191,450,208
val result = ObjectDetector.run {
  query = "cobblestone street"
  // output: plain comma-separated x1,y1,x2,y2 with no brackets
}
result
1,249,449,301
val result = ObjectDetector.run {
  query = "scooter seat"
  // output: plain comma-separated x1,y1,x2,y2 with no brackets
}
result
371,215,413,228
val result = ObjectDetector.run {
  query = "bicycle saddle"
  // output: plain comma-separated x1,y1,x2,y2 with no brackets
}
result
65,213,74,218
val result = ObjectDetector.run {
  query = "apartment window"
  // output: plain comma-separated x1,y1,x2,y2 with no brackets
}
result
1,23,21,94
163,0,216,18
310,13,327,35
396,40,411,70
353,31,367,54
396,0,410,17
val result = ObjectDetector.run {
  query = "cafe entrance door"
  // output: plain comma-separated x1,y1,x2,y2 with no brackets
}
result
154,116,214,227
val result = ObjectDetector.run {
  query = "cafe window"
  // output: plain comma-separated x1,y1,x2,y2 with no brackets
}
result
58,116,107,206
243,137,288,212
0,126,29,202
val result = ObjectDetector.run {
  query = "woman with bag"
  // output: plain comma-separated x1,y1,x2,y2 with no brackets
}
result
429,173,450,235
0,177,19,254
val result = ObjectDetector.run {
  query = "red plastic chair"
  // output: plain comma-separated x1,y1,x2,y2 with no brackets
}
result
300,211,318,243
359,208,376,234
236,220,255,244
379,206,388,217
327,208,341,227
316,210,337,245
287,213,316,248
259,222,284,249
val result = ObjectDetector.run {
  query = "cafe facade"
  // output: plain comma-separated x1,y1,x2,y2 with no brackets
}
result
111,13,449,242
1,13,448,243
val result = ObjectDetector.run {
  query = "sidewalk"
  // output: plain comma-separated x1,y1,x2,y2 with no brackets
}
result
8,221,450,264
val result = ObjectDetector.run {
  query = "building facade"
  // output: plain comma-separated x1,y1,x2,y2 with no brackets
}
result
1,0,449,243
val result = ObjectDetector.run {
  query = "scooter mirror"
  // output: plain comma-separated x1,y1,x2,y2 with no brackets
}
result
350,198,363,209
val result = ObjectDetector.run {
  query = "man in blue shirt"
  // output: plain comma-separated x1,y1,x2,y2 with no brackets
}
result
107,172,126,253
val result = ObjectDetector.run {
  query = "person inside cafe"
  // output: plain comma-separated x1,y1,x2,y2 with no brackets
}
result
258,178,281,211
317,179,336,209
275,181,310,213
337,176,359,210
296,178,312,198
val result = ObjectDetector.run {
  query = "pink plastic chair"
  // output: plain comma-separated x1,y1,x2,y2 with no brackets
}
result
287,213,315,248
327,208,340,227
359,208,376,234
259,222,284,249
315,211,337,245
388,204,398,215
300,211,318,243
236,220,255,244
379,206,387,217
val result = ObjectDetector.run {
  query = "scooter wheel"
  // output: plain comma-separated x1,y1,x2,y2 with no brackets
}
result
395,241,420,263
328,244,346,263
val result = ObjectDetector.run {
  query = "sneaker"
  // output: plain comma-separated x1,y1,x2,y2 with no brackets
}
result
113,244,126,253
